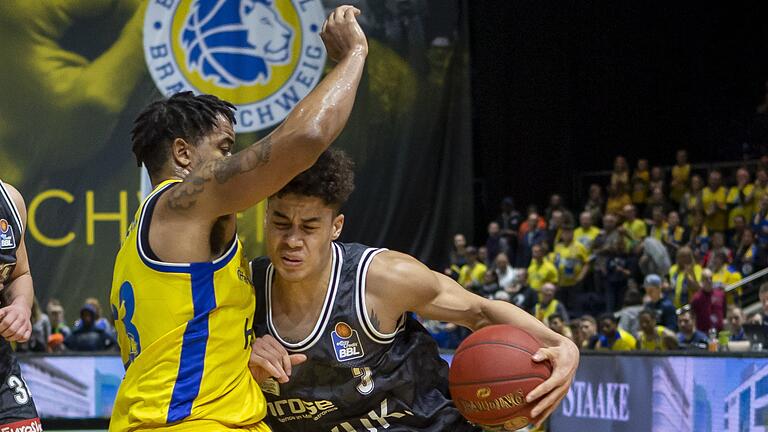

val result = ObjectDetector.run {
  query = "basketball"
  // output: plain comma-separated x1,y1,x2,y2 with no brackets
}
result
448,325,552,430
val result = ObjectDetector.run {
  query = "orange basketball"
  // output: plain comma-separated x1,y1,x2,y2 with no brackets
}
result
448,325,552,430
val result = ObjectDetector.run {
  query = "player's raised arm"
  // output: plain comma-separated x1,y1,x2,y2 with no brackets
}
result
0,184,33,343
163,5,367,217
366,251,579,428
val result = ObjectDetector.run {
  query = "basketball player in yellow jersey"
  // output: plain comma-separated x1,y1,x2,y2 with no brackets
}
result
109,6,368,431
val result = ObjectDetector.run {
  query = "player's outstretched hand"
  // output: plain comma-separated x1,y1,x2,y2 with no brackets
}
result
249,335,307,384
525,338,579,427
320,5,368,62
0,304,32,343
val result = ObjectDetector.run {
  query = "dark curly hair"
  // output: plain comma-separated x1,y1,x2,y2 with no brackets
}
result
274,149,355,211
131,91,236,175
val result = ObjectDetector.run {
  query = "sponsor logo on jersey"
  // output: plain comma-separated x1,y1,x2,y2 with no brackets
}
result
0,418,43,432
266,398,337,422
331,322,364,362
143,0,327,132
0,264,14,284
260,377,280,396
0,219,15,250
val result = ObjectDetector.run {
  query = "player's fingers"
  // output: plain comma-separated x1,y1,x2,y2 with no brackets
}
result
1,321,22,341
343,6,359,21
0,316,12,334
530,386,567,419
252,340,289,381
263,336,294,376
289,354,307,366
249,355,285,383
532,396,563,428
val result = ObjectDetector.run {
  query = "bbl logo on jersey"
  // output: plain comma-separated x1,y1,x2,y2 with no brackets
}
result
0,219,15,250
143,0,327,132
331,322,364,362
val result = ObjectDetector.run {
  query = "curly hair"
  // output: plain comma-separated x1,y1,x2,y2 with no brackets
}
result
131,91,236,175
274,149,355,210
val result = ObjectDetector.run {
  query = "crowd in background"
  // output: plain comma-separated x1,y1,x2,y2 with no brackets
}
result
16,297,116,353
432,150,768,352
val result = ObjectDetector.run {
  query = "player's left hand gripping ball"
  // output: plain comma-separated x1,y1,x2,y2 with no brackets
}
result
526,339,579,426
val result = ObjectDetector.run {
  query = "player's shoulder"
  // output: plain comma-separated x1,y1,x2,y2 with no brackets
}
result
366,249,434,293
0,181,25,209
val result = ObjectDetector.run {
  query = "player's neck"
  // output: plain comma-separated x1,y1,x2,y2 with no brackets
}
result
273,257,334,311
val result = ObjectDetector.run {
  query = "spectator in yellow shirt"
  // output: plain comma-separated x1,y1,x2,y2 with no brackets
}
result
622,204,647,241
727,167,755,230
648,205,667,241
636,309,678,351
553,224,590,313
753,168,768,214
534,283,569,325
527,243,558,292
711,250,742,305
606,183,631,216
611,155,630,189
596,313,637,351
670,149,690,204
683,174,705,226
668,246,703,308
575,211,601,251
584,183,604,225
631,159,650,206
663,211,688,253
458,246,488,291
702,170,727,232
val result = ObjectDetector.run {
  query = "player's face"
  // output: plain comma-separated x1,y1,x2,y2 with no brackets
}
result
176,115,235,172
266,194,344,282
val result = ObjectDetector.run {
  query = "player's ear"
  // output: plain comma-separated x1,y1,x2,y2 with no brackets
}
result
331,213,344,240
171,138,193,168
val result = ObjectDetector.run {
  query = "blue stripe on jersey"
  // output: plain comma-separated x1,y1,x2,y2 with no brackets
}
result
167,263,217,423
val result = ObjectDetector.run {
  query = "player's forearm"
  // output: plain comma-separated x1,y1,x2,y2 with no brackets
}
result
4,273,33,311
274,50,366,160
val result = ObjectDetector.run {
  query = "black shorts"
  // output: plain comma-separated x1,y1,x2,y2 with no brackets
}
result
0,358,40,429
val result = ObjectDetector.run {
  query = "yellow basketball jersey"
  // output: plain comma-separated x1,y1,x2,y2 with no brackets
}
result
109,180,268,432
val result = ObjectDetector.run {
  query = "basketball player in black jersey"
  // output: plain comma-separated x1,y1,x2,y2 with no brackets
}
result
0,181,41,430
248,150,579,431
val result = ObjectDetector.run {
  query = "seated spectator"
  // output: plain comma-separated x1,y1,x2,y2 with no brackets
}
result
546,209,565,247
548,313,573,341
663,211,688,253
622,204,648,241
584,184,604,225
668,246,702,308
596,313,637,351
496,197,521,263
644,274,678,331
648,206,667,241
631,159,650,205
616,289,644,336
610,156,630,189
17,297,49,353
64,304,116,351
534,283,569,324
702,232,732,269
493,253,516,289
754,168,768,215
631,178,648,212
637,309,678,351
753,194,768,257
728,215,748,250
527,243,558,292
478,246,489,266
702,170,727,233
733,227,757,276
575,211,601,251
444,233,468,279
676,307,709,350
517,212,547,267
726,167,754,231
727,306,746,342
458,246,487,291
552,223,589,314
646,187,670,218
73,297,115,337
682,174,704,224
710,250,742,305
606,183,631,218
688,212,711,260
46,299,70,338
578,315,599,350
690,268,726,333
670,150,690,204
504,269,537,313
486,221,505,264
478,270,499,299
759,282,768,323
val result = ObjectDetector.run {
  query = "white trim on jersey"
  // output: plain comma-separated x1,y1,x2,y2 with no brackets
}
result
0,181,23,237
136,182,191,269
266,242,343,352
355,248,406,345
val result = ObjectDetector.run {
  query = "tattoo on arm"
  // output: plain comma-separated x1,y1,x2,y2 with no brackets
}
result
165,137,273,211
369,310,382,332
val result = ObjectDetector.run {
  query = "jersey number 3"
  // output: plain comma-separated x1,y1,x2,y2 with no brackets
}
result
352,367,374,395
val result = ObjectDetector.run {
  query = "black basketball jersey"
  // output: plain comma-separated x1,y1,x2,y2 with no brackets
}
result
0,181,23,374
251,242,480,432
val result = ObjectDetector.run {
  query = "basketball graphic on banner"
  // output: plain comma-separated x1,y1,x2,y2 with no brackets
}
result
143,0,327,132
